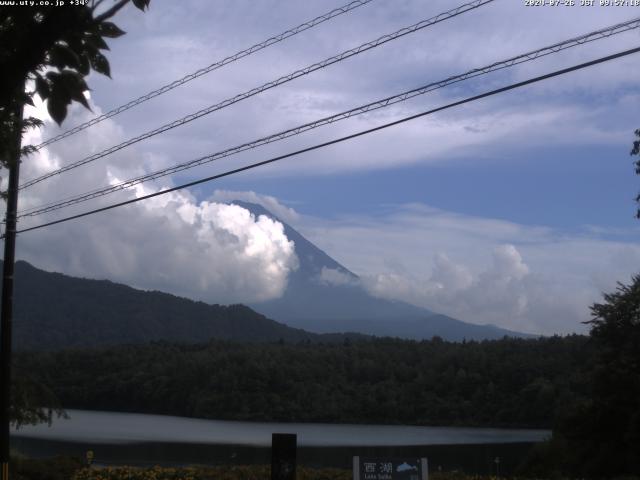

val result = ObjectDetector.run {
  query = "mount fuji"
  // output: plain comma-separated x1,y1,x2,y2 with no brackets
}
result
237,201,533,341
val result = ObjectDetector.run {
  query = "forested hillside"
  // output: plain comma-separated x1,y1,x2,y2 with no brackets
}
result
6,260,365,349
16,335,591,428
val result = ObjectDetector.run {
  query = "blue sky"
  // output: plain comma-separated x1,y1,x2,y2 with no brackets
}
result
217,142,639,231
9,0,640,335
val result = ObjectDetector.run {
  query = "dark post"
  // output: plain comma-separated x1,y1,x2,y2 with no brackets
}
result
271,433,297,480
0,97,23,480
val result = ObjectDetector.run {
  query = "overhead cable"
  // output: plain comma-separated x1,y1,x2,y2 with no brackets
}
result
20,0,495,190
18,17,640,218
12,45,640,236
34,0,378,149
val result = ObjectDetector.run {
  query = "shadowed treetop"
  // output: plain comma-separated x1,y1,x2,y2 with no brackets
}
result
0,0,150,173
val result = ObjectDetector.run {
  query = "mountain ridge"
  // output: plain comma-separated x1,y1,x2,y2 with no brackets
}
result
2,259,366,351
237,201,533,341
2,201,533,349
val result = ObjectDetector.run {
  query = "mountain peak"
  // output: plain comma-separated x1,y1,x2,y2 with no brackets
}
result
230,201,533,341
231,200,358,284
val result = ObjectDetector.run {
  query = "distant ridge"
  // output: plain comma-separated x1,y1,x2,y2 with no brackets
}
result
3,201,532,350
2,260,364,351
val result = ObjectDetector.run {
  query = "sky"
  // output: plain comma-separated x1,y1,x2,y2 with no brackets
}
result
6,0,640,335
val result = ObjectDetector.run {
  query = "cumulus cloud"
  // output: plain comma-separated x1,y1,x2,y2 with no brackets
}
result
429,253,474,294
362,245,564,334
10,96,299,306
17,192,300,304
362,245,532,330
210,189,300,223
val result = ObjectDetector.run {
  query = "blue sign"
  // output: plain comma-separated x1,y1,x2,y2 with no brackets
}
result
354,457,428,480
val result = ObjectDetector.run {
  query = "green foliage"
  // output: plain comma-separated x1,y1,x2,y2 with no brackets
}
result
10,454,84,480
10,372,65,428
71,464,351,480
515,437,568,479
73,465,200,480
551,275,640,478
0,0,150,171
16,335,591,428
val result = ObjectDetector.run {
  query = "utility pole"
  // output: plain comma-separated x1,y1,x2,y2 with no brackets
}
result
0,94,24,480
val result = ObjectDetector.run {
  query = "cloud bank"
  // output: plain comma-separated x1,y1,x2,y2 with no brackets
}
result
298,204,640,335
11,100,299,305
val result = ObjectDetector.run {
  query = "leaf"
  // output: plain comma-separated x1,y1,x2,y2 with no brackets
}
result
81,36,99,58
89,51,111,77
22,120,44,137
77,52,90,76
132,0,150,10
21,145,39,157
67,36,84,54
60,70,91,110
71,91,91,110
34,73,50,100
85,33,110,51
97,21,126,38
48,44,80,70
60,69,88,90
47,95,68,125
22,117,44,130
19,91,34,106
47,74,81,124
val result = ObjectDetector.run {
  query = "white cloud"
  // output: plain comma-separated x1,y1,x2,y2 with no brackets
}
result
209,189,300,223
17,191,300,304
361,245,535,332
41,0,640,182
298,205,640,335
11,98,299,306
430,253,474,294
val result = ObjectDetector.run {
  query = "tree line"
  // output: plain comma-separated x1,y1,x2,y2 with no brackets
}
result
15,334,591,429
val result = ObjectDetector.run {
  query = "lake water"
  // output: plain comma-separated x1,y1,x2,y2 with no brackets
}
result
12,409,549,446
11,409,550,473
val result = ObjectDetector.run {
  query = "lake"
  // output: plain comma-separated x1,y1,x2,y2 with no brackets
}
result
11,409,550,474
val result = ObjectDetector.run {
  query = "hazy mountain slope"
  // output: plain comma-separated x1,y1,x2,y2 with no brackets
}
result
239,201,533,341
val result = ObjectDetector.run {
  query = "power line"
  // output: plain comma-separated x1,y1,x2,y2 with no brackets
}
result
20,0,495,190
34,0,377,150
12,45,640,237
18,16,640,219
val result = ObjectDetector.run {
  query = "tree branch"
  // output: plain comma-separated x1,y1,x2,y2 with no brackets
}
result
94,0,130,22
91,0,107,12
